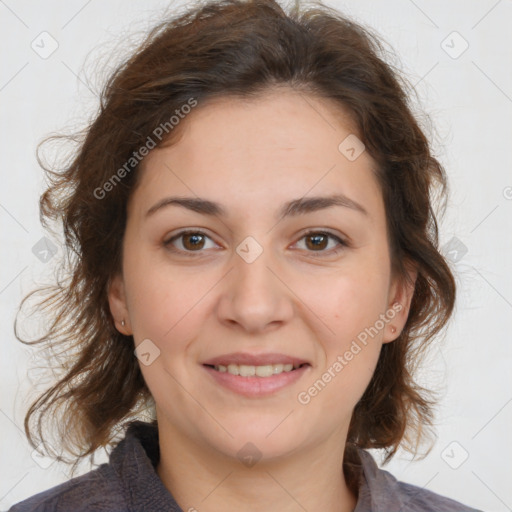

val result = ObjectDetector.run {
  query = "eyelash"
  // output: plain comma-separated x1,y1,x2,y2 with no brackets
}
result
163,229,349,257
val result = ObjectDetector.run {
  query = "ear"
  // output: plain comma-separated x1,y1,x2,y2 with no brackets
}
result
108,273,133,335
382,261,418,344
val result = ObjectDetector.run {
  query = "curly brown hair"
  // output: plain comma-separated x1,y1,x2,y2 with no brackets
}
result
16,0,455,489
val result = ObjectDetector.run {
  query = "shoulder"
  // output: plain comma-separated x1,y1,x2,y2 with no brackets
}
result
8,463,125,512
356,449,482,512
396,480,482,512
8,420,178,512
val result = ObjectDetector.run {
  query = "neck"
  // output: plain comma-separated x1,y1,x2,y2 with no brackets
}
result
156,423,358,512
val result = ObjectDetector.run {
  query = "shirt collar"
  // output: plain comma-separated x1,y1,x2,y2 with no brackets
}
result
110,420,181,511
354,448,405,512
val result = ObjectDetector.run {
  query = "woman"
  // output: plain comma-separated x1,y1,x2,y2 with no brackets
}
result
10,0,480,510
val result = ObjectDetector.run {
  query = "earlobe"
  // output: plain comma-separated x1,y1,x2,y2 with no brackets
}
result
108,273,132,335
383,263,418,343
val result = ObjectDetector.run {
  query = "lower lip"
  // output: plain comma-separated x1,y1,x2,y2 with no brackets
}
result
203,365,310,398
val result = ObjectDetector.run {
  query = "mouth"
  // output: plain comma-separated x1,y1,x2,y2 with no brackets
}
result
201,352,311,397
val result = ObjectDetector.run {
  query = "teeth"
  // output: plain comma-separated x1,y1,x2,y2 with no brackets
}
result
239,365,255,377
213,363,301,377
272,364,284,375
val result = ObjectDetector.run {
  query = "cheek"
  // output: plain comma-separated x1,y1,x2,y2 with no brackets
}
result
297,265,388,399
125,263,214,400
302,263,390,341
124,254,215,348
315,350,380,416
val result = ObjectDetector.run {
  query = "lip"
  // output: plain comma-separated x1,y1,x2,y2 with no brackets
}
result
203,363,310,398
202,352,310,367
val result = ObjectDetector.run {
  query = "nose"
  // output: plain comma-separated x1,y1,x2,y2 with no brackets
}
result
216,248,294,334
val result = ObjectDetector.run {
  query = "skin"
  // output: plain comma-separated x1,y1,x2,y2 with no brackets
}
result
108,87,416,512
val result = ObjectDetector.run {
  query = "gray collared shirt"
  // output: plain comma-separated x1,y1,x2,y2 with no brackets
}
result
10,421,481,511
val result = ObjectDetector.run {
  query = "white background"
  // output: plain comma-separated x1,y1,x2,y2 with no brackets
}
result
1,0,511,510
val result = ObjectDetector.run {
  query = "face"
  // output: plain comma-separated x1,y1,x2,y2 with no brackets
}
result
109,88,415,462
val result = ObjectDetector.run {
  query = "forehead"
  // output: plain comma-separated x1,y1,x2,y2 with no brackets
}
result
130,88,384,223
153,89,362,169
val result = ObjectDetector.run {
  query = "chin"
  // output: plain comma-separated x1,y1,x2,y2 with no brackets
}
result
215,416,309,458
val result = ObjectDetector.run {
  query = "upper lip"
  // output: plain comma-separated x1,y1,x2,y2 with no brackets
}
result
202,352,310,367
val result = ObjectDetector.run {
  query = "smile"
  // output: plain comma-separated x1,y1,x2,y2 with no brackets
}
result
203,362,310,398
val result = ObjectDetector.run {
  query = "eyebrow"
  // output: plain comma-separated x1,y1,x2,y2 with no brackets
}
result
145,193,369,220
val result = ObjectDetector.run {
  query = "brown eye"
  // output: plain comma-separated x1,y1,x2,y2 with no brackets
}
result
182,233,206,250
305,233,329,251
164,230,218,254
294,231,347,256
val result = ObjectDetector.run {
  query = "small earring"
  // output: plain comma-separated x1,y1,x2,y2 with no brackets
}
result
390,326,396,334
121,320,125,327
